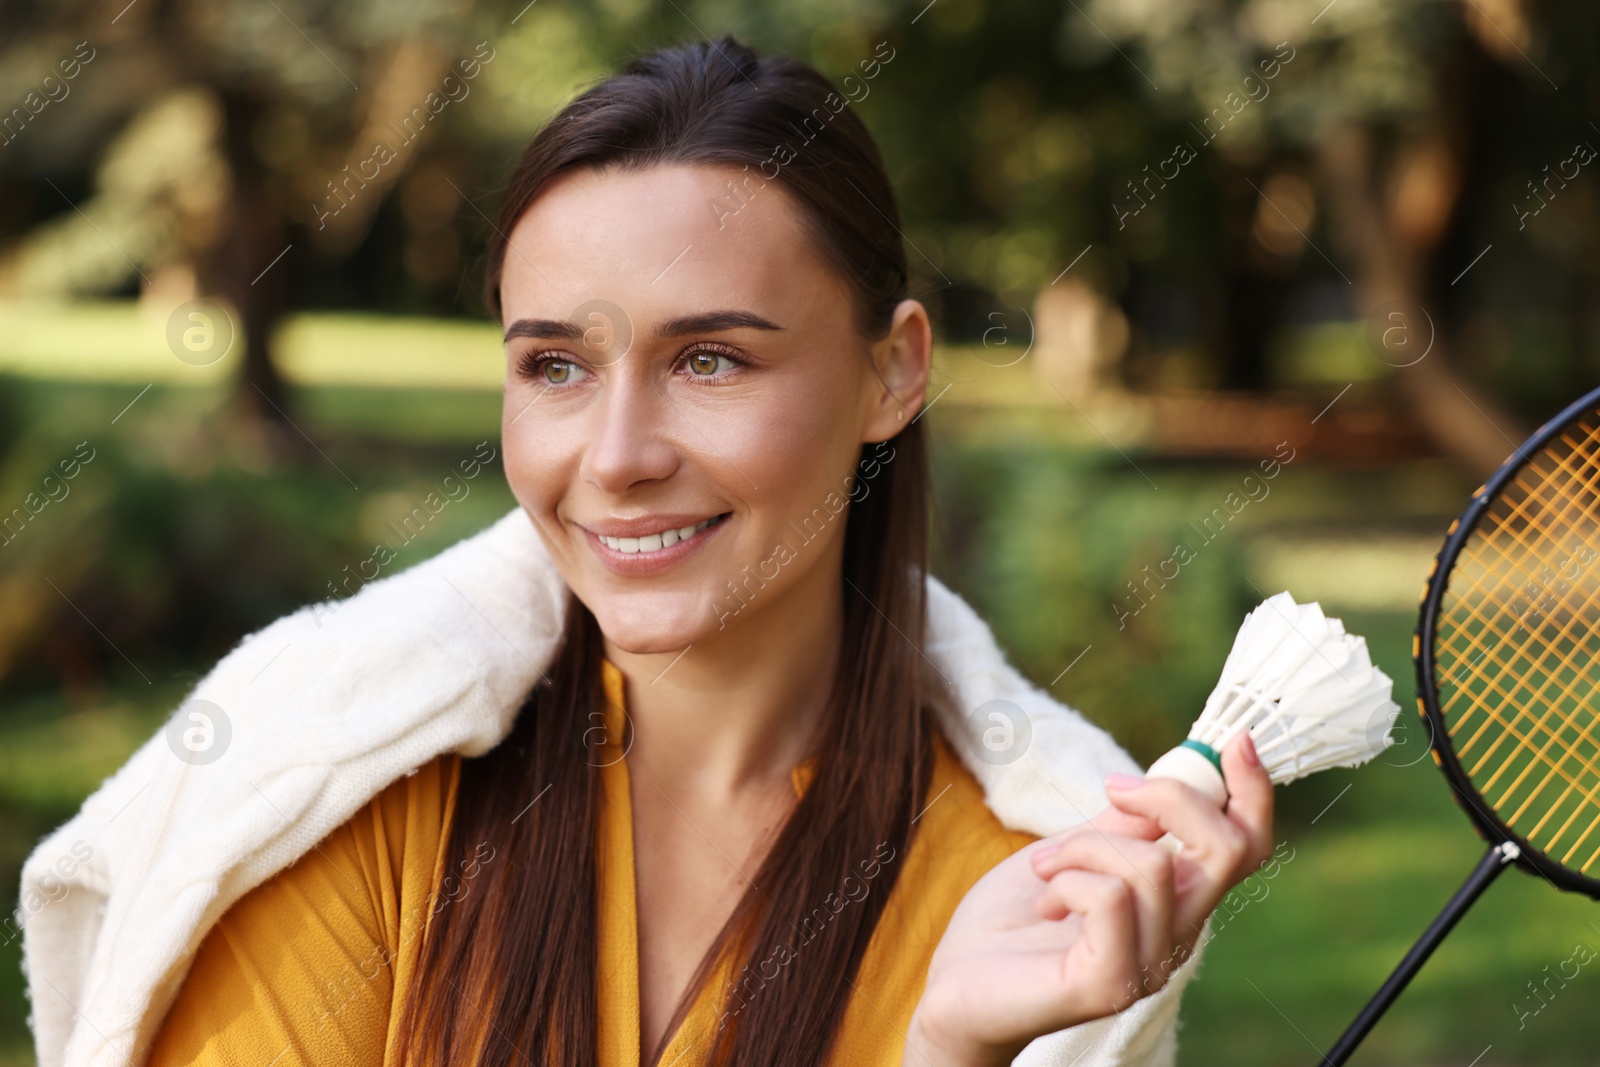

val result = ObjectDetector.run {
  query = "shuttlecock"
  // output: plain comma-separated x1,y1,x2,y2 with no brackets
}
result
1145,591,1401,807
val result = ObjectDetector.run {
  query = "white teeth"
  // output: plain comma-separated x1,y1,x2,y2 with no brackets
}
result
598,516,719,554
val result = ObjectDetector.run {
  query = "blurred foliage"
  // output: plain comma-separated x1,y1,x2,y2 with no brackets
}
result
2,0,1598,437
933,443,1252,761
928,438,1475,763
0,374,515,691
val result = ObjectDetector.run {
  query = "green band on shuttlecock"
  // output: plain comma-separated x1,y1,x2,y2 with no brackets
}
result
1180,739,1223,775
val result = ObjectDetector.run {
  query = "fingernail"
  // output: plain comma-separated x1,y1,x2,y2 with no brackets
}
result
1241,732,1261,768
1105,773,1145,790
1032,842,1059,863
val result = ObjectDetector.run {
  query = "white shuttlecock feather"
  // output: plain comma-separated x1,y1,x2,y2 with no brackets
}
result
1145,590,1401,807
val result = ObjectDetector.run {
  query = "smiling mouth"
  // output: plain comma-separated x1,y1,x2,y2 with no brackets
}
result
595,514,728,555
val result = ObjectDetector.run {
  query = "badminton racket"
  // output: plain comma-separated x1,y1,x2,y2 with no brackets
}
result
1319,382,1600,1064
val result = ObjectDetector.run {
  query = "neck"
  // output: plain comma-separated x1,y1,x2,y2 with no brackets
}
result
603,559,844,802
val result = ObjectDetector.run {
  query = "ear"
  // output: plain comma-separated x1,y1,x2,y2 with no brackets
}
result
861,298,933,444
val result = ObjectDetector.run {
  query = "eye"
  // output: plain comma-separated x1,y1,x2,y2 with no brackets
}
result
517,351,592,386
541,360,585,385
679,343,744,380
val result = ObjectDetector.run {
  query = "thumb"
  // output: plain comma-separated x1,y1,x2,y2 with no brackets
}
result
1219,732,1274,869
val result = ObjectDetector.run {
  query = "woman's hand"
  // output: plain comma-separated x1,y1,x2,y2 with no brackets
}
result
903,732,1274,1067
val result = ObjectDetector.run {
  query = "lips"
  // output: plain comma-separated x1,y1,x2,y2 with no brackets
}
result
596,515,720,555
580,512,730,575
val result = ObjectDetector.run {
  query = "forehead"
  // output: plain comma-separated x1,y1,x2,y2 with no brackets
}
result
497,162,846,328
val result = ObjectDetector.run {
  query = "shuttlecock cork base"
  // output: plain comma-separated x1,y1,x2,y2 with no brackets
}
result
1146,741,1230,807
1144,591,1401,843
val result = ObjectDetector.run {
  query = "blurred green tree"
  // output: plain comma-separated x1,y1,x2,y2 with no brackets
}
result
2,0,1596,467
1015,0,1600,473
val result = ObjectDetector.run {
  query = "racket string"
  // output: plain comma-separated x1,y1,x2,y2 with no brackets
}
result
1458,439,1600,817
1443,462,1599,803
1439,456,1597,738
1435,409,1600,871
1442,432,1600,750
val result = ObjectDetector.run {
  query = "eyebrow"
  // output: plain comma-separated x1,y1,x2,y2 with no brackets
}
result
502,309,785,344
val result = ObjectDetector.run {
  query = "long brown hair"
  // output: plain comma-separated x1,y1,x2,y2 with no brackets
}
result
395,34,944,1066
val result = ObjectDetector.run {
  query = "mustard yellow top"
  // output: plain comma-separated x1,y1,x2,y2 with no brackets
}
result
146,660,1038,1066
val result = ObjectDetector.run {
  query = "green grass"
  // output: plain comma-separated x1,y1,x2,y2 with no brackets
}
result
1180,755,1600,1065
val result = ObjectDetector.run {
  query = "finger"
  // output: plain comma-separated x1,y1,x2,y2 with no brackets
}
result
1028,803,1163,873
1026,810,1164,853
1035,869,1142,1016
1087,799,1165,842
1034,833,1174,985
1219,731,1275,873
1101,774,1252,933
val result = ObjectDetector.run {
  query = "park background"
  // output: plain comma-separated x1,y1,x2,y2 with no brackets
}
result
3,0,1600,1063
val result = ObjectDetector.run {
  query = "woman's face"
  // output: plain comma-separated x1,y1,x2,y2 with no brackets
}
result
498,163,929,654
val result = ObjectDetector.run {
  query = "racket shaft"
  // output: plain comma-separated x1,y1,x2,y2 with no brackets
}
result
1320,842,1517,1066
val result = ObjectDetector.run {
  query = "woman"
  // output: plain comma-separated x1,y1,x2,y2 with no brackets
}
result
31,33,1271,1067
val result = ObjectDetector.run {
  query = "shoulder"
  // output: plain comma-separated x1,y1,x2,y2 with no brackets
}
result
343,752,463,879
236,749,463,953
144,754,465,1064
333,751,464,965
915,728,1040,871
872,725,1039,926
227,752,462,922
924,573,1144,834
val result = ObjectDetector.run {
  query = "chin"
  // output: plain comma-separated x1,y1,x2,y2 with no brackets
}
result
586,594,719,654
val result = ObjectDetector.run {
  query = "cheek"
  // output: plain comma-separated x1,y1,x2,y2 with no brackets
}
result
711,372,864,497
501,404,572,513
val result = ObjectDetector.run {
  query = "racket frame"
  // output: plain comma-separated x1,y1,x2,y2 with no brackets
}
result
1415,381,1600,900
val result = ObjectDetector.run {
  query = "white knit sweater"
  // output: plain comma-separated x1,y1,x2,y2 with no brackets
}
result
18,506,1207,1067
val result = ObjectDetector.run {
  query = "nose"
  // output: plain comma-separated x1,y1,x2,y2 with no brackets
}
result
579,361,680,493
